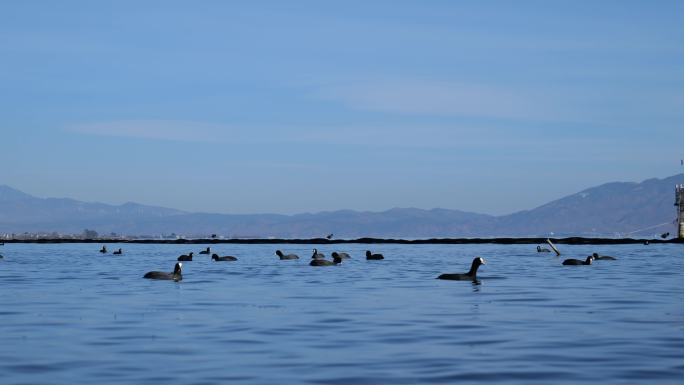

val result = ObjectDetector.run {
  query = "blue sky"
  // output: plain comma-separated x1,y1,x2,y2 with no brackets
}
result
1,1,683,215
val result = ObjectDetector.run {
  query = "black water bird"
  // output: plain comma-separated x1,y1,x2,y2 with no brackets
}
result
660,232,670,239
144,262,182,281
112,248,122,255
562,256,594,265
276,250,299,260
365,250,384,260
312,249,325,259
326,233,333,240
99,245,107,253
211,253,237,261
199,247,211,255
310,255,342,266
437,257,486,281
537,245,551,253
178,252,193,261
331,252,351,259
591,252,616,260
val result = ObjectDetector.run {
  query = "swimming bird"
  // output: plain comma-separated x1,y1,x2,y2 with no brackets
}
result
562,256,594,265
326,233,333,240
437,257,486,281
366,250,384,260
537,245,551,253
660,232,670,239
591,252,616,260
99,245,107,253
112,248,122,255
310,255,342,266
143,262,182,281
312,248,325,259
178,252,193,261
331,252,351,259
276,250,299,260
199,247,211,255
211,253,237,261
0,254,3,259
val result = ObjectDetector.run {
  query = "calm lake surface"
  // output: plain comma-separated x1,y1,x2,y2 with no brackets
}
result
0,243,682,385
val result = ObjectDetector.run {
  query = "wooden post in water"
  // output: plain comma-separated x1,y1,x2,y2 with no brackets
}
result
676,185,684,239
546,238,561,256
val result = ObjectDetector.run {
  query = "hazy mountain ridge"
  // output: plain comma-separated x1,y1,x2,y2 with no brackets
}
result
488,175,681,236
1,174,682,237
0,185,185,228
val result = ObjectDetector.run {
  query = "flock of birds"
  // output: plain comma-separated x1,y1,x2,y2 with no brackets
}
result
0,241,616,279
88,239,616,283
137,247,389,281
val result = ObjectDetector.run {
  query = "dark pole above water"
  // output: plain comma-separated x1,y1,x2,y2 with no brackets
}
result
676,184,684,239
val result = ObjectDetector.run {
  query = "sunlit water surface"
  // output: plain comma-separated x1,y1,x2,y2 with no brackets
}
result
0,243,682,384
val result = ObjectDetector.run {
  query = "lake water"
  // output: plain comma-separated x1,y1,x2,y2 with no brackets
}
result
0,243,682,385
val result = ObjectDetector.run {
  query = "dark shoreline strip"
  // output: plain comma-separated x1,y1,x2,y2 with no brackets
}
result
2,237,681,245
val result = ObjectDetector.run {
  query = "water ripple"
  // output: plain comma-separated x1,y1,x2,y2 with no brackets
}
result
0,243,682,385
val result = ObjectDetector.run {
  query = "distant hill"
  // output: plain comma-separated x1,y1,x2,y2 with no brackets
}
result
1,174,682,237
0,185,185,234
489,174,683,237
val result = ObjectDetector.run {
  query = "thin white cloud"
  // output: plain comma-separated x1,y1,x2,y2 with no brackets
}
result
316,81,557,120
68,119,608,151
316,80,684,126
68,120,264,143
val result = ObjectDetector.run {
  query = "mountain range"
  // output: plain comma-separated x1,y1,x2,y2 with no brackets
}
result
1,174,682,238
